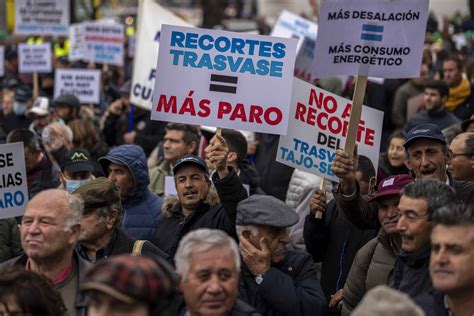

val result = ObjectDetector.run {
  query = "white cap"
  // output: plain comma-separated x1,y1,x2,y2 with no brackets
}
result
27,97,50,117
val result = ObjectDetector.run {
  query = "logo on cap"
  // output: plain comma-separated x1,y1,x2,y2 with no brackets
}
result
71,152,88,160
413,128,430,134
382,178,395,187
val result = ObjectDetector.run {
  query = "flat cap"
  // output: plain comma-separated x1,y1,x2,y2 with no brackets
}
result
236,194,299,228
53,93,80,108
74,177,121,211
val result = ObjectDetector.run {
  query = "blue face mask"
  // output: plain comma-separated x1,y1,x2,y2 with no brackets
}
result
13,102,27,115
65,178,92,193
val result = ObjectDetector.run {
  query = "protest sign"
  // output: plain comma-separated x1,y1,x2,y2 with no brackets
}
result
54,69,101,104
131,0,194,110
69,23,86,61
271,10,318,52
15,0,69,36
0,142,29,219
294,37,317,85
18,43,52,73
151,24,297,135
0,46,4,77
313,0,429,78
276,78,383,182
83,22,125,66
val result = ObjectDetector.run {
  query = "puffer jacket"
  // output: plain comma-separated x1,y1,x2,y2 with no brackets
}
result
342,229,397,315
100,145,163,240
285,169,333,251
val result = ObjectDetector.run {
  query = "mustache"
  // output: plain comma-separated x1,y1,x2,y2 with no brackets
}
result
183,189,198,196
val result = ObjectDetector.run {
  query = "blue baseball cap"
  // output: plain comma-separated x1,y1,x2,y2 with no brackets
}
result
404,124,446,148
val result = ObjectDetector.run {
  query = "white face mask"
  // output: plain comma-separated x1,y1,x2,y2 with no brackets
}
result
65,178,92,193
13,101,27,115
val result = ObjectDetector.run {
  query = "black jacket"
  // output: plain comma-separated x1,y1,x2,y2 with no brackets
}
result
393,245,433,298
174,297,261,316
238,160,265,195
76,227,172,264
152,168,248,259
238,249,326,316
303,200,377,302
413,290,449,316
0,251,89,316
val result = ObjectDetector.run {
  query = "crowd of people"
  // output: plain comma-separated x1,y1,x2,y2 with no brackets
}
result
0,3,474,316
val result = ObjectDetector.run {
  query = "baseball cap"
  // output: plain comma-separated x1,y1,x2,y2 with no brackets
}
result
173,154,209,175
74,177,121,211
80,254,177,305
14,86,33,102
27,97,50,117
60,148,94,173
404,124,446,148
368,174,414,202
53,94,80,108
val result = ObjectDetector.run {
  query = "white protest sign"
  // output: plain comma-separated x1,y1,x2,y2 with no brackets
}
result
151,24,297,135
313,0,429,78
54,69,101,104
0,46,4,77
83,22,125,66
15,0,69,36
69,23,86,61
276,78,383,182
0,142,29,219
164,176,177,197
271,10,318,52
18,43,52,74
294,37,317,85
131,0,194,110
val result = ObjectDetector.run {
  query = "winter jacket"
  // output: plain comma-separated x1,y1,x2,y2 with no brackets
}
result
304,200,377,302
413,290,449,316
148,159,172,197
76,227,171,264
393,245,433,298
286,170,334,251
152,167,247,259
176,297,261,316
0,251,89,316
100,145,163,240
391,80,424,128
341,230,397,315
238,249,326,316
0,218,23,263
238,160,265,195
405,109,460,133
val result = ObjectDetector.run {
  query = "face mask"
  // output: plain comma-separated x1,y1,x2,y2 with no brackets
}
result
65,178,92,193
13,102,27,115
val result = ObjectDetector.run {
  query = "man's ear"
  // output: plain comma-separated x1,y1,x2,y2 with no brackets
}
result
69,223,81,244
187,141,198,154
227,151,238,163
106,210,119,229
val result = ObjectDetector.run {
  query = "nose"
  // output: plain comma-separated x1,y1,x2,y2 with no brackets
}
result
387,205,399,219
26,221,40,235
396,215,406,232
206,277,223,295
421,153,430,166
108,171,116,182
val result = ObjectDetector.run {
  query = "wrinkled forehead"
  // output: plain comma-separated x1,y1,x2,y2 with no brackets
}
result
407,138,445,153
25,196,67,218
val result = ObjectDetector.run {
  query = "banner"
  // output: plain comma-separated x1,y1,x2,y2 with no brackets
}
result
15,0,69,36
151,24,297,135
83,22,125,66
0,46,4,77
313,0,429,78
270,10,318,52
54,69,101,104
131,0,194,110
18,43,52,73
69,23,86,61
277,78,383,182
0,142,29,219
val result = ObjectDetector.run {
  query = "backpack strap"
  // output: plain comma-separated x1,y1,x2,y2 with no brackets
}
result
132,240,146,256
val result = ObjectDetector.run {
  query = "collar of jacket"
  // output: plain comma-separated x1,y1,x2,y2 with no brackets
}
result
399,245,431,267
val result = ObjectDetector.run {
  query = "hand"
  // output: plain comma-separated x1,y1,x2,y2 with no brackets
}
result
123,131,136,144
108,99,124,115
205,133,229,178
309,188,326,216
331,146,358,194
239,235,271,275
329,289,344,311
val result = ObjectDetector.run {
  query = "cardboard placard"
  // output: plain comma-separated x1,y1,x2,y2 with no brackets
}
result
83,22,125,66
0,143,29,219
54,69,101,104
15,0,69,36
18,43,52,73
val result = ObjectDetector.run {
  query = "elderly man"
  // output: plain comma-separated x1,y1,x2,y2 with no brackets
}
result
148,123,200,196
175,229,259,315
74,177,171,263
0,189,89,315
448,132,474,182
152,134,248,258
414,203,474,316
236,194,326,315
100,144,162,240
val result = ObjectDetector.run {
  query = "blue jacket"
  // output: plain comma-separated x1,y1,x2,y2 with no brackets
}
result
100,145,162,240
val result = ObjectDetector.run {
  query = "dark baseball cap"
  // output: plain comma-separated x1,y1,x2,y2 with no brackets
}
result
74,177,121,211
404,124,446,148
60,148,94,173
14,85,33,102
368,174,414,202
3,78,19,89
53,93,80,108
173,155,209,175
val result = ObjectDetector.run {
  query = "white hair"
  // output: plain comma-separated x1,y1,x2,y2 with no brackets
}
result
175,229,240,281
43,122,73,143
64,192,84,232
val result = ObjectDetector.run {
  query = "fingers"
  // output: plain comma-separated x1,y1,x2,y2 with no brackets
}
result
309,188,326,214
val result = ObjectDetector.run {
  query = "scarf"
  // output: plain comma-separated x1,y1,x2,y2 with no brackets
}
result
445,78,471,111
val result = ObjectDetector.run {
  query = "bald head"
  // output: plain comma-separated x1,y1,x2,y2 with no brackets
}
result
449,132,474,181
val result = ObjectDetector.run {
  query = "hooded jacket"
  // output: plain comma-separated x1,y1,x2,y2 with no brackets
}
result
100,145,163,241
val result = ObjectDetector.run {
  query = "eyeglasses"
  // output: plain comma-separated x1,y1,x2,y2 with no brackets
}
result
449,150,472,158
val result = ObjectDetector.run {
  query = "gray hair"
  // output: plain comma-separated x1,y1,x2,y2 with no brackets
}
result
433,203,474,227
64,193,84,232
401,179,457,219
175,229,240,281
43,122,73,144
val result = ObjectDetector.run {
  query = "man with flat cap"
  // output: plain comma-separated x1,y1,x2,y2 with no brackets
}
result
74,177,171,263
236,194,326,316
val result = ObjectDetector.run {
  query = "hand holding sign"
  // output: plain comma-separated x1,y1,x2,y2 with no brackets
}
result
309,188,326,217
331,146,359,195
205,133,229,179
